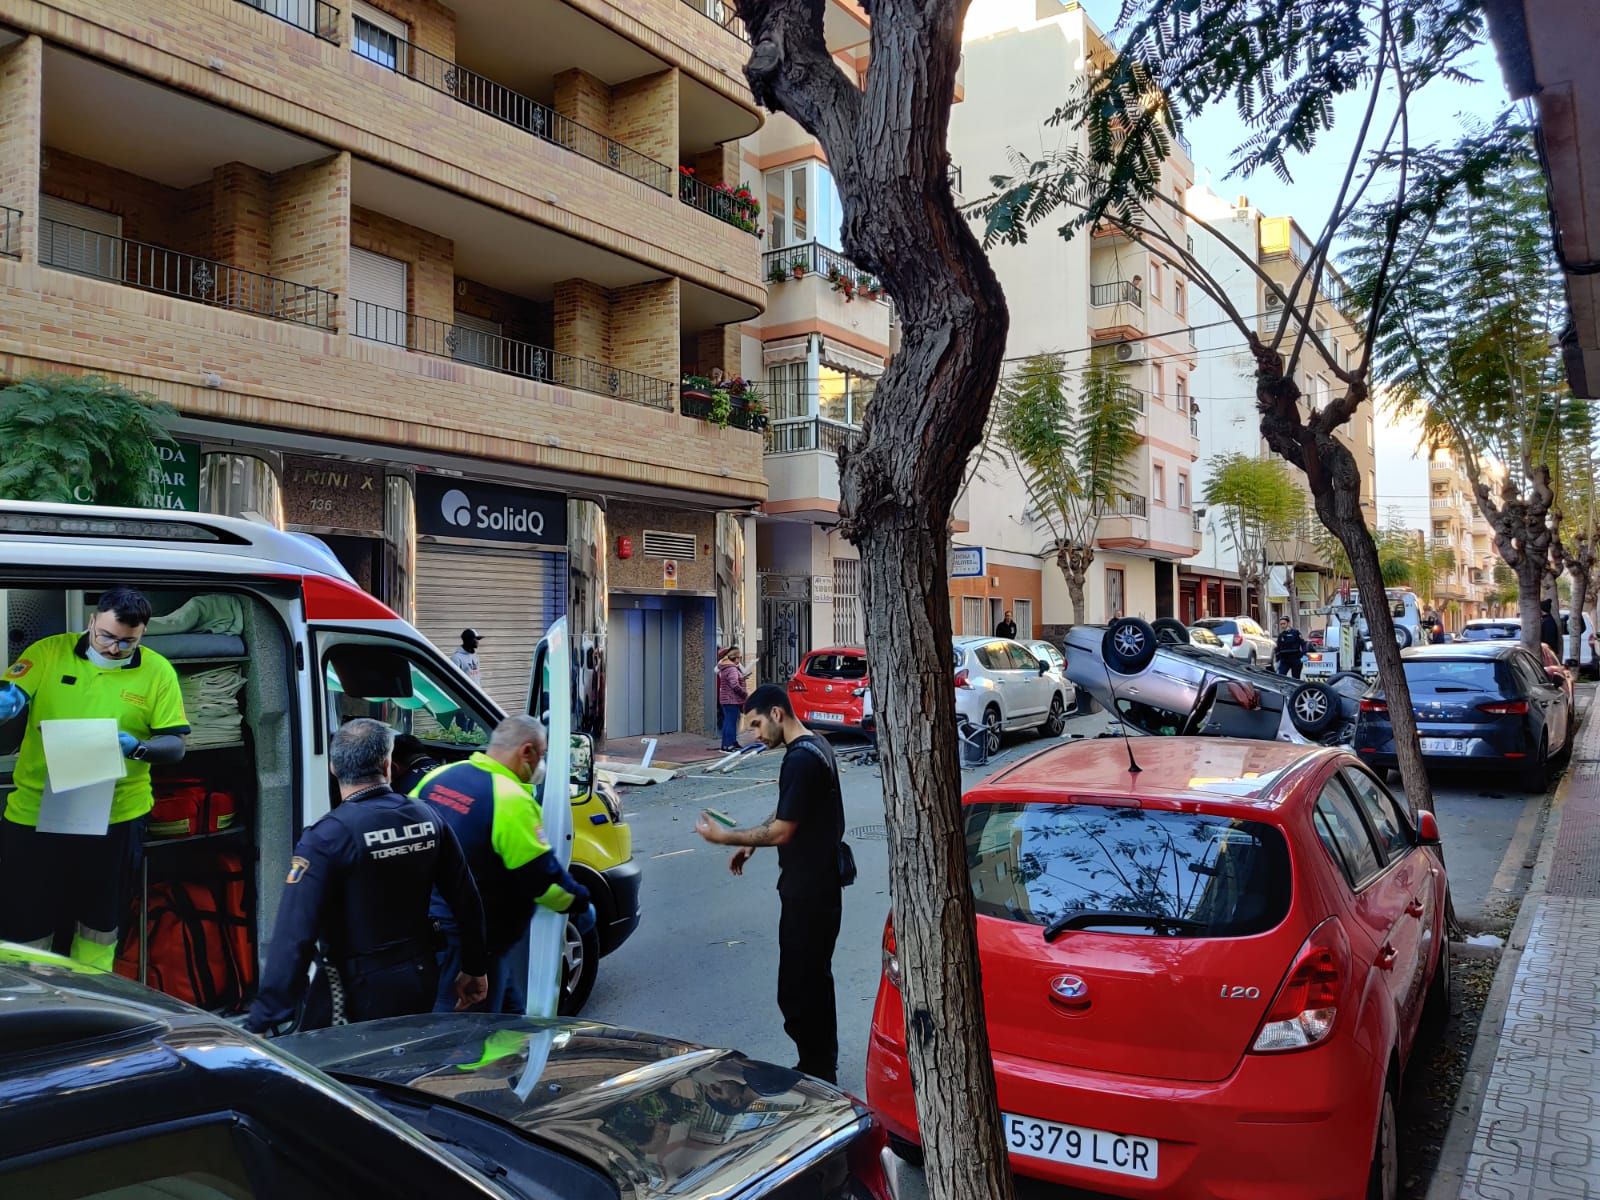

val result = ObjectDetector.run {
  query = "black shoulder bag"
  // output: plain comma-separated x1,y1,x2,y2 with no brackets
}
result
793,737,857,887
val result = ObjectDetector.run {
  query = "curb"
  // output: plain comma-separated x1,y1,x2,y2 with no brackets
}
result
1423,740,1574,1200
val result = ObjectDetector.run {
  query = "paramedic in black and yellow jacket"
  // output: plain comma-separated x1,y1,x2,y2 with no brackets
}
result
412,714,595,1014
0,587,189,971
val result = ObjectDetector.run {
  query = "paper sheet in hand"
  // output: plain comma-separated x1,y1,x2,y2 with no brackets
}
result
36,777,116,836
40,719,126,793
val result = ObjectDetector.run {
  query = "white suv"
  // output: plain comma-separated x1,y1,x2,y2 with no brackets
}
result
1190,617,1277,667
953,636,1071,755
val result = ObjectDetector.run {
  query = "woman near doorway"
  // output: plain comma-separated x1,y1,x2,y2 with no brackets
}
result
716,648,752,752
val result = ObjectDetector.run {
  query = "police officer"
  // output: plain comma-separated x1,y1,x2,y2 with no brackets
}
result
0,587,189,970
247,719,488,1032
412,714,595,1014
1274,617,1308,678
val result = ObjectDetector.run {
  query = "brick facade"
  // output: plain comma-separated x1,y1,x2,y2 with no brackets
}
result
41,147,209,256
611,69,679,168
0,36,41,259
269,154,350,304
0,0,763,306
210,163,273,277
554,69,615,141
554,276,679,386
694,325,741,378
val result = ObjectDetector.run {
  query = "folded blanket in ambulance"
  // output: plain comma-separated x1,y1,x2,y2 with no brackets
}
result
144,634,248,660
179,666,248,750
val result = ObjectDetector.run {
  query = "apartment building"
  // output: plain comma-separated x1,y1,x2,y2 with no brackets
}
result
735,0,924,679
0,0,770,740
947,0,1199,633
1186,186,1379,622
1429,447,1495,620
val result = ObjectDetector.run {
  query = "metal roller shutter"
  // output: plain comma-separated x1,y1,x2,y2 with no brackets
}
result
415,545,566,714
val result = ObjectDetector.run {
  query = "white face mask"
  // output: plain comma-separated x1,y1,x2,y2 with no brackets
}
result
85,642,132,669
530,759,547,788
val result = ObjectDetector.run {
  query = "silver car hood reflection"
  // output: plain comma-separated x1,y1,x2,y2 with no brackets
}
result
283,1016,862,1199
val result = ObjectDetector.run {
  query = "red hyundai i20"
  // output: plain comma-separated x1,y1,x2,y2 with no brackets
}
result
866,737,1450,1199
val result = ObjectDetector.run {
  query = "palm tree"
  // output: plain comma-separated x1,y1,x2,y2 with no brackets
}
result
990,354,1144,621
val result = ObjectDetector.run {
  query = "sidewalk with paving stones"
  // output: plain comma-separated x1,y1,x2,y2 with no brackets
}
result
1437,708,1600,1200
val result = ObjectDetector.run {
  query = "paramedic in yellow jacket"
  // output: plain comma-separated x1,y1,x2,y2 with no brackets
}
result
0,587,189,969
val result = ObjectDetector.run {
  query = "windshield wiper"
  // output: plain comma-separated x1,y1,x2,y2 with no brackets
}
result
1042,909,1204,942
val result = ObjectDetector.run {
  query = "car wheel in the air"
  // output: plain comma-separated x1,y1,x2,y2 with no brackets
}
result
1288,682,1339,737
1102,617,1158,674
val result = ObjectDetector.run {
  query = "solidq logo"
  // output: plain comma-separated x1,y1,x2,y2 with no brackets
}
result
441,489,474,527
419,476,564,544
436,485,545,537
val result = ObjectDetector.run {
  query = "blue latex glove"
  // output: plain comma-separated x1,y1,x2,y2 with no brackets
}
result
118,732,141,758
571,903,597,937
0,684,26,722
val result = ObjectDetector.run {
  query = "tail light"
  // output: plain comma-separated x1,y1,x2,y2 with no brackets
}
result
882,917,902,990
1252,917,1348,1053
790,677,807,692
1359,697,1388,714
845,1117,894,1200
954,669,971,690
1307,652,1323,663
1479,699,1529,715
1232,633,1244,647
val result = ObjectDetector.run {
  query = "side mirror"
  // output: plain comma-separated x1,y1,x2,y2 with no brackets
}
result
1416,810,1441,846
1038,660,1049,675
569,732,595,798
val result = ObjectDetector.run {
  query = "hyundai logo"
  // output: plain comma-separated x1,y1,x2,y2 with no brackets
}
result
1049,974,1089,1001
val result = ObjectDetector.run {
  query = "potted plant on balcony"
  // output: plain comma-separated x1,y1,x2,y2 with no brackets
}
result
861,279,882,302
790,257,807,280
767,259,791,285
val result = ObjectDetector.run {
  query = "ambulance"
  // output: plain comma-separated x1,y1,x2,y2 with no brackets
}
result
0,500,639,1018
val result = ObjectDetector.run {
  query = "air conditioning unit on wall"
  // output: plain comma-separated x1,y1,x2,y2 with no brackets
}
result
1114,342,1144,364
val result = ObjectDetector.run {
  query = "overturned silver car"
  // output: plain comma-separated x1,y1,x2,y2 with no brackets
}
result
1065,617,1370,745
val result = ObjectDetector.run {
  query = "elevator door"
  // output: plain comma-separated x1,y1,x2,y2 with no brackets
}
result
606,607,684,738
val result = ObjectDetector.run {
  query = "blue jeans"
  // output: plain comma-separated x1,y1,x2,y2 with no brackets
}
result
720,703,742,750
434,928,530,1015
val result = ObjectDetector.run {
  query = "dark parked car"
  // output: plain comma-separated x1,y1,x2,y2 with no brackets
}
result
1066,617,1368,746
0,951,893,1200
1352,643,1575,791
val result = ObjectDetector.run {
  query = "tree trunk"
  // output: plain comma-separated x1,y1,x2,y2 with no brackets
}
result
1569,565,1590,667
1516,557,1545,654
1058,544,1090,624
1257,568,1274,631
1256,362,1433,817
739,1,1016,1193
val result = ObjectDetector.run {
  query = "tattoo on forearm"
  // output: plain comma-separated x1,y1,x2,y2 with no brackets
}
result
735,813,780,847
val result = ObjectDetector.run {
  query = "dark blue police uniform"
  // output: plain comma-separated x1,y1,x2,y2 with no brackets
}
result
247,784,488,1032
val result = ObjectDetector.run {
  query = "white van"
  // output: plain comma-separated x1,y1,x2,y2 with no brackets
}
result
0,501,637,1017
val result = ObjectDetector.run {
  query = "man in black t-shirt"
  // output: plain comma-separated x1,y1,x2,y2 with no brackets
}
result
695,684,845,1082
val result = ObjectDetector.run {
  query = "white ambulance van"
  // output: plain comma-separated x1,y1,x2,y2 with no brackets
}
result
0,501,638,1017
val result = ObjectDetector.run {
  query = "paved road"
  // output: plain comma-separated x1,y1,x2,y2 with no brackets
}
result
581,710,1552,1195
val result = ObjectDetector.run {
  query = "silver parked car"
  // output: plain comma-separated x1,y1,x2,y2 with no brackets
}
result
1066,617,1369,745
1190,616,1277,666
953,636,1072,755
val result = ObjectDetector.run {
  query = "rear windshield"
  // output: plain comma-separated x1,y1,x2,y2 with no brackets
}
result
966,802,1291,938
1196,620,1236,634
1403,659,1507,692
1462,624,1518,641
804,652,867,680
1190,628,1221,644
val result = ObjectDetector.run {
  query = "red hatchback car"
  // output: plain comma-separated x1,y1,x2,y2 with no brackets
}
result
788,647,871,731
866,737,1450,1199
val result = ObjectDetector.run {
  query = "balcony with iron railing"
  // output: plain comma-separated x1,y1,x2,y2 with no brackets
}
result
1107,494,1149,518
1091,280,1144,308
39,219,337,330
0,206,19,259
764,416,857,455
351,299,673,408
762,242,888,302
236,0,340,43
353,19,673,194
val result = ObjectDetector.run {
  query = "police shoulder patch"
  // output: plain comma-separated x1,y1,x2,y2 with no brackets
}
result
286,856,311,884
5,659,31,679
